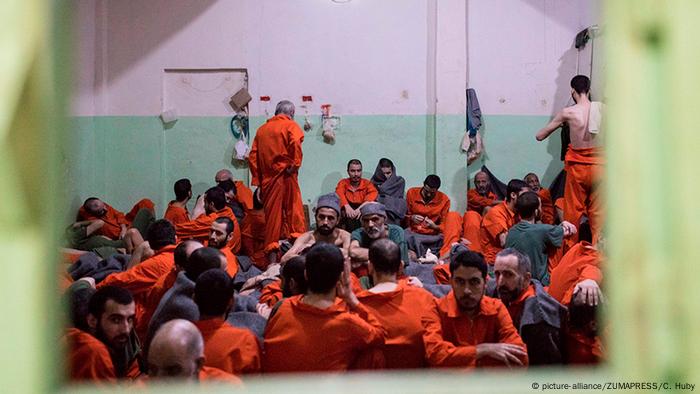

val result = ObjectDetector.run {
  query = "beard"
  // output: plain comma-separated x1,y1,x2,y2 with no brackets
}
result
498,284,524,304
95,324,128,350
317,225,333,236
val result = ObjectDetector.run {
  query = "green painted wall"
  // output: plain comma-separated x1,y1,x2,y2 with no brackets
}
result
64,114,562,220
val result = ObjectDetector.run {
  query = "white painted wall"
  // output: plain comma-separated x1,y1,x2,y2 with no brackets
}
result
467,0,602,117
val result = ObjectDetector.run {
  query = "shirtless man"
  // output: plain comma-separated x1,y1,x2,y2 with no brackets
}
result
281,193,350,263
536,75,603,246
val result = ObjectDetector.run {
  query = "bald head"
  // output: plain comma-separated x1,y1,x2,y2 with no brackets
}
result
474,171,490,195
148,319,204,380
214,169,233,183
173,240,204,271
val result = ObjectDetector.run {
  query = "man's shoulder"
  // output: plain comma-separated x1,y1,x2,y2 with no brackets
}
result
387,224,405,239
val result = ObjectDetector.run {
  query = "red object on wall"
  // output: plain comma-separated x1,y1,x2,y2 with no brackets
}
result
260,96,271,101
302,96,313,102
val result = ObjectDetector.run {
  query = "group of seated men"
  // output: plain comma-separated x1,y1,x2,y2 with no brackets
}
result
61,161,604,385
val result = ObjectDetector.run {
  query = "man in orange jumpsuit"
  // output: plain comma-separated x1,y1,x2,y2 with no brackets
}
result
82,286,142,379
193,269,261,375
263,243,386,372
467,171,501,215
480,179,530,266
248,100,307,266
421,249,528,368
97,219,177,341
164,178,192,226
207,217,240,278
523,173,555,224
215,169,254,212
536,75,604,247
176,186,240,253
240,188,268,269
147,319,241,383
404,175,451,258
357,239,435,368
336,159,378,231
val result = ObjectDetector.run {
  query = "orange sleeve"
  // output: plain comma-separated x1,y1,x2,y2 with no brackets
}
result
248,137,260,187
336,179,349,207
288,124,304,169
175,213,213,240
350,272,364,294
365,181,378,202
236,331,263,374
495,302,529,366
107,204,128,226
421,299,478,367
97,256,169,295
234,181,254,211
482,210,508,239
347,303,387,348
66,331,117,383
405,188,418,216
260,280,283,307
467,190,494,213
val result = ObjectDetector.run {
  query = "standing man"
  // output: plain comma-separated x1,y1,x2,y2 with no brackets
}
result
536,75,604,247
248,100,307,266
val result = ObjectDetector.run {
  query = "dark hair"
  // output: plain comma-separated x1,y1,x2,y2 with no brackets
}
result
305,243,344,294
216,179,237,196
204,187,227,210
569,302,597,329
282,256,307,297
67,285,96,331
174,178,192,201
174,240,197,269
424,174,441,189
347,159,362,170
378,158,394,169
449,250,487,279
369,238,401,274
82,197,100,208
506,179,529,202
146,219,177,251
194,269,233,317
515,191,541,220
88,286,134,320
214,216,235,236
185,247,224,282
570,75,591,94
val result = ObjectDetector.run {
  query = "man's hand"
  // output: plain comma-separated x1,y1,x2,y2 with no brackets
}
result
573,279,603,306
119,225,128,239
560,221,578,237
476,343,526,367
407,276,424,288
336,263,359,309
423,217,438,231
256,303,272,319
411,214,425,224
285,166,296,175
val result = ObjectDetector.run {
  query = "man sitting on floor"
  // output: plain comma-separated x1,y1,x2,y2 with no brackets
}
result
336,159,378,232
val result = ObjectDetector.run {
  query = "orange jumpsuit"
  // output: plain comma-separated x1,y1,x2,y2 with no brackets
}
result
163,202,189,226
259,280,283,308
199,366,242,383
548,241,601,306
263,296,386,372
77,199,154,239
357,283,435,368
64,328,116,383
564,146,604,247
98,244,176,341
467,189,497,216
537,188,555,225
137,268,178,339
176,207,241,253
240,208,268,270
439,211,465,257
194,318,262,375
220,247,240,278
504,284,536,329
233,180,254,211
480,201,516,264
248,114,307,254
405,187,450,235
565,331,604,365
421,292,528,368
335,178,378,207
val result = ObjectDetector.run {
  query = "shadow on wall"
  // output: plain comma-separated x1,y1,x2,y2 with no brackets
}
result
105,0,218,83
321,171,344,198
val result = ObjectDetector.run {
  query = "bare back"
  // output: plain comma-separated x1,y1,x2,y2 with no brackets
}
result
562,102,600,149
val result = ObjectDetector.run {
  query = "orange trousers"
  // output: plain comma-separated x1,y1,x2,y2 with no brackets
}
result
261,173,306,253
564,156,604,249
